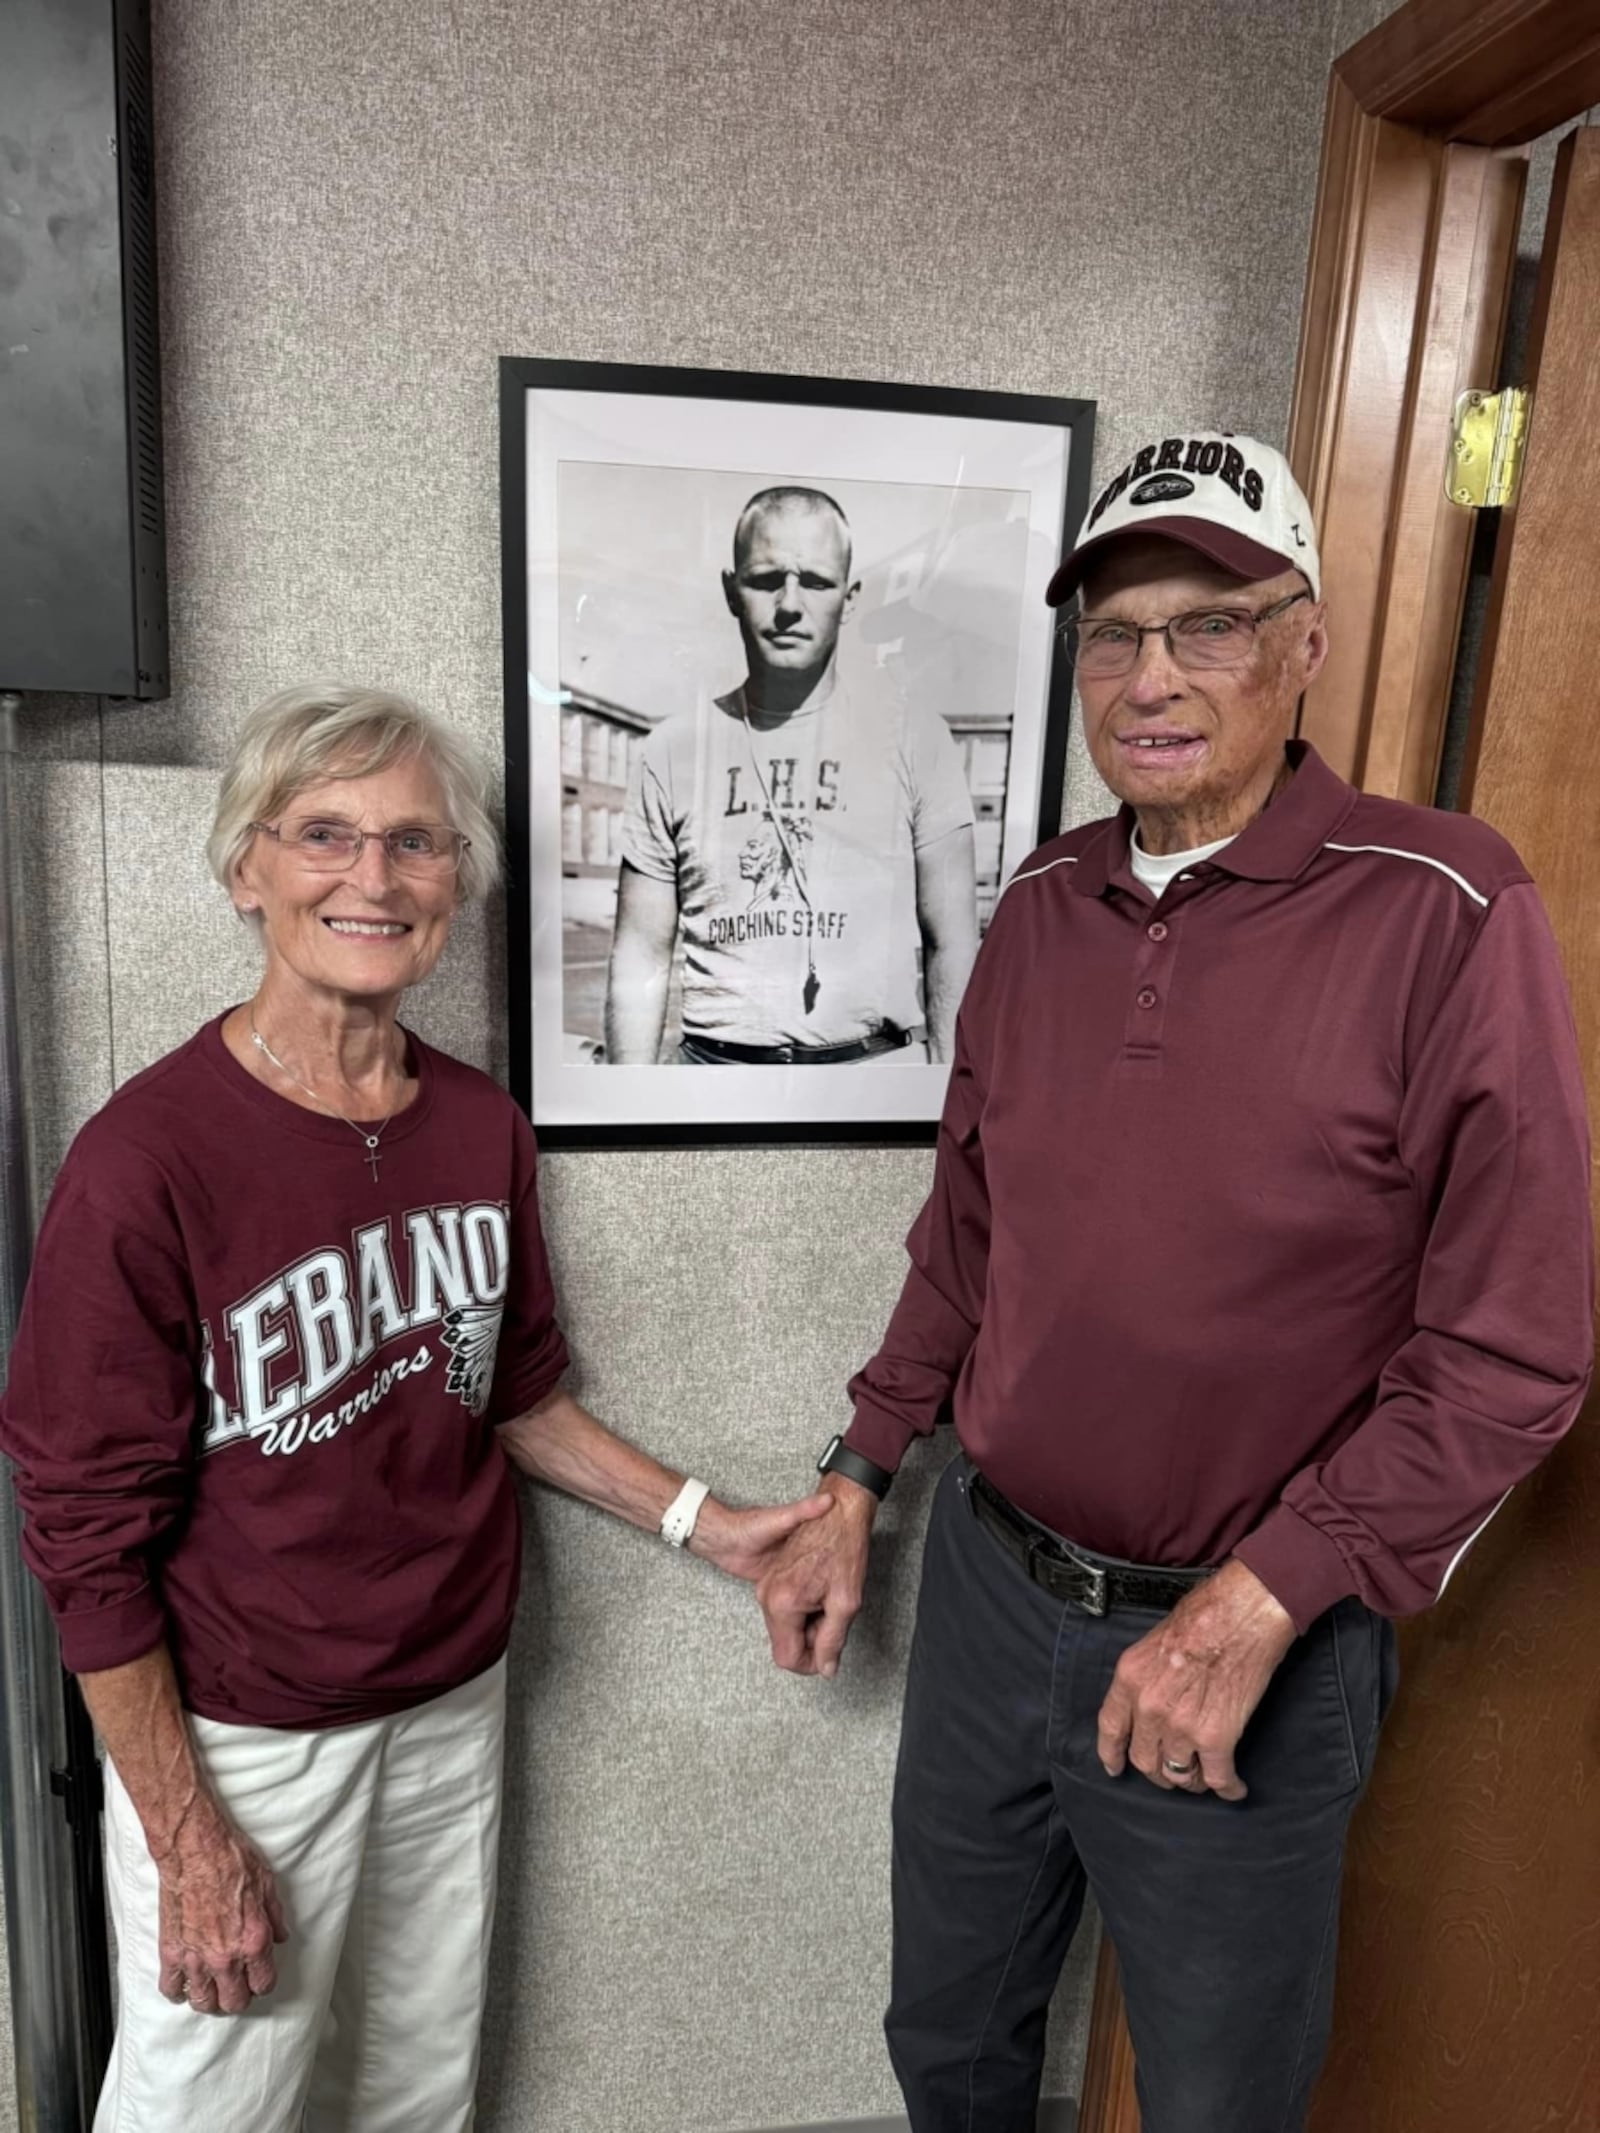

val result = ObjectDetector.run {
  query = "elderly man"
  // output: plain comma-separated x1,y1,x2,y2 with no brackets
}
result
759,435,1594,2133
605,484,979,1065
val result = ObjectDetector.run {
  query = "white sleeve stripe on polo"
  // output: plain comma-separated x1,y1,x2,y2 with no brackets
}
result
1008,854,1080,887
1436,1485,1515,1597
1322,841,1490,908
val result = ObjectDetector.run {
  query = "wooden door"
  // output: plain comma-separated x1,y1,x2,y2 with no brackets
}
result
1304,123,1600,2133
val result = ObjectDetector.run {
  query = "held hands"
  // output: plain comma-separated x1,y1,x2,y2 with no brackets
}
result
155,1799,289,2016
754,1472,877,1678
1096,1559,1296,1800
688,1488,833,1586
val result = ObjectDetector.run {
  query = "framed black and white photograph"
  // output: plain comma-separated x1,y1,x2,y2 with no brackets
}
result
500,359,1095,1146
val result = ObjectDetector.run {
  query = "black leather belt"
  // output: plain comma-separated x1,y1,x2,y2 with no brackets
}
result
968,1469,1213,1616
683,1026,923,1066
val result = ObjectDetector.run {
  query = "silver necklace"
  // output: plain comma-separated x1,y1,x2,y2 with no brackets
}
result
249,1017,397,1183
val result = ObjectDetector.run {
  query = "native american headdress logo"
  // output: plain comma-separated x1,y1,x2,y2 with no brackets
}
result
441,1304,503,1417
738,812,813,909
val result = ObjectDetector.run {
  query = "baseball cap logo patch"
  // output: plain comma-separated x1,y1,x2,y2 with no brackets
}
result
1043,430,1322,608
1130,474,1195,507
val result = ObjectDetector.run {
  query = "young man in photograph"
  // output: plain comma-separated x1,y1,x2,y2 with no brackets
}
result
604,485,979,1065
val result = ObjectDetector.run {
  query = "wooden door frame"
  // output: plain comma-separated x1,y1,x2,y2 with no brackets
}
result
1289,0,1600,805
1078,5,1600,2126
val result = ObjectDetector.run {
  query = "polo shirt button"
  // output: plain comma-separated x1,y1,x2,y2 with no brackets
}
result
1136,988,1158,1010
1147,921,1168,942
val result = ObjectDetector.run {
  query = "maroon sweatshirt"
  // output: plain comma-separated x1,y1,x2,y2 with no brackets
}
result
1,1018,569,1726
846,745,1594,1631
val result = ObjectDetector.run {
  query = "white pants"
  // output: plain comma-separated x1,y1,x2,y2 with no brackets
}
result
96,1657,507,2133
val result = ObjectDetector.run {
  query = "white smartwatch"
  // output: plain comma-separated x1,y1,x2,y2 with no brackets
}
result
660,1476,711,1549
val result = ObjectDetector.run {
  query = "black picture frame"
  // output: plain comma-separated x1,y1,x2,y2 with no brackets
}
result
500,357,1095,1148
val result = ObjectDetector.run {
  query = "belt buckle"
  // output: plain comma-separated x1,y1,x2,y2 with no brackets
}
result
1057,1538,1109,1617
1076,1560,1109,1617
1027,1532,1109,1616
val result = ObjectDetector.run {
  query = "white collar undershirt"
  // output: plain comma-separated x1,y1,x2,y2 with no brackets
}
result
1128,828,1238,899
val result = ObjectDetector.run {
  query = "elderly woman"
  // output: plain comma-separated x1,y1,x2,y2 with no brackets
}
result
0,684,826,2132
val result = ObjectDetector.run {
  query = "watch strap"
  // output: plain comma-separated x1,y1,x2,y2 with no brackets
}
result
660,1476,711,1548
817,1433,893,1500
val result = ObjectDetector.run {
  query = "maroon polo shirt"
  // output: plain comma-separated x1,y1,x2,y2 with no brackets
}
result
846,744,1593,1631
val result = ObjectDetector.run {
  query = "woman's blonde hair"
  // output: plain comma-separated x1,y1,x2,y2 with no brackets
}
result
207,684,501,905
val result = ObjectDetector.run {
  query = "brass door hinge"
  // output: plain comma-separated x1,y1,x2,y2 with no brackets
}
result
1447,387,1531,508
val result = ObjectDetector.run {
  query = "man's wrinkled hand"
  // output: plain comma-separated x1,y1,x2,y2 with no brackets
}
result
1095,1559,1296,1799
754,1473,877,1679
155,1807,289,2016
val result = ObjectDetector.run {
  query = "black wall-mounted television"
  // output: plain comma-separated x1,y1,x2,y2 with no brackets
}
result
0,0,169,699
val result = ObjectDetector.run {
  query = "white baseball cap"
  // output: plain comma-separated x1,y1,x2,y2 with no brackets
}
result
1046,432,1320,607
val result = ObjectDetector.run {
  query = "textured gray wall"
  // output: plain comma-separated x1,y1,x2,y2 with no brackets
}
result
3,0,1403,2127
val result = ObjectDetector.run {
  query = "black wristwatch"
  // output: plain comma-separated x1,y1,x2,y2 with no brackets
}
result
817,1432,894,1500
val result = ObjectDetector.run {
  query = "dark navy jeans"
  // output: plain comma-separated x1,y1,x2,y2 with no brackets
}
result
886,1456,1396,2133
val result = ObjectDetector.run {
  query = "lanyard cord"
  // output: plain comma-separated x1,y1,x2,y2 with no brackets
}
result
740,704,820,1012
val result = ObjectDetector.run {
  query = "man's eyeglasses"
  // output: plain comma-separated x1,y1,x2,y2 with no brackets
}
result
249,818,471,878
1058,589,1312,678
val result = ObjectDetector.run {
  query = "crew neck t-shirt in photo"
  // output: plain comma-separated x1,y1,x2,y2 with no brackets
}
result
0,1017,570,1728
622,684,975,1049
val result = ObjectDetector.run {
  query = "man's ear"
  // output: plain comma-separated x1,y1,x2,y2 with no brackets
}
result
1299,601,1329,692
842,577,863,624
722,568,741,620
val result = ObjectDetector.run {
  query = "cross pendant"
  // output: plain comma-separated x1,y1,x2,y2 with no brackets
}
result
364,1138,381,1183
